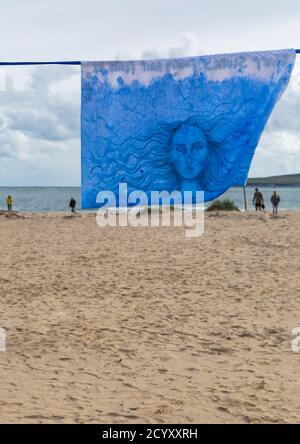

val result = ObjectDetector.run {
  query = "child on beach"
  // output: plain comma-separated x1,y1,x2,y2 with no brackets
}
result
271,190,280,214
252,188,264,211
6,195,13,212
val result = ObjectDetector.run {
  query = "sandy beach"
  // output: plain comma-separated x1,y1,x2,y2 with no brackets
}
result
1,210,300,424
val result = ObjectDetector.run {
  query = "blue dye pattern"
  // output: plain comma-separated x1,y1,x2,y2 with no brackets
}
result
81,50,295,208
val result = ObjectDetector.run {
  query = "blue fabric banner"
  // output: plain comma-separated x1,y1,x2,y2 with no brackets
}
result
81,49,295,208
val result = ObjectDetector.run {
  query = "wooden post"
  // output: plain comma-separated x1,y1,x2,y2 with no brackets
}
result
243,186,248,212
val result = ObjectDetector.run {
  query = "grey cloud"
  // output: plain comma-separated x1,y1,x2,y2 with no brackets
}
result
6,109,75,142
29,65,79,93
0,0,299,61
265,91,300,136
0,145,14,158
0,63,81,186
0,129,28,159
141,33,203,60
1,65,80,145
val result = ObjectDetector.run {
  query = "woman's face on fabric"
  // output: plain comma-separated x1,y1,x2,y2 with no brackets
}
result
170,125,209,180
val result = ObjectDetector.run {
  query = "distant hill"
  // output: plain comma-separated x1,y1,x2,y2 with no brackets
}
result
247,173,300,186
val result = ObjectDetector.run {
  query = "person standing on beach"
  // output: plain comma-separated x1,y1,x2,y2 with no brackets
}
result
271,190,280,215
69,197,76,213
6,195,13,212
252,188,264,211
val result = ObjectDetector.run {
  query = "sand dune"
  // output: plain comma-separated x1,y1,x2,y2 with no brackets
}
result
1,210,300,423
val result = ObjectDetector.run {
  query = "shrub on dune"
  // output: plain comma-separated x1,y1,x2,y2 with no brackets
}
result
206,198,240,212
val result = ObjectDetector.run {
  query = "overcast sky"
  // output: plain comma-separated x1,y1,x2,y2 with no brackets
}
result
0,0,299,186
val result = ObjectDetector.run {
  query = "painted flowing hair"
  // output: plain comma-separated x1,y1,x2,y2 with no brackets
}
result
90,113,244,195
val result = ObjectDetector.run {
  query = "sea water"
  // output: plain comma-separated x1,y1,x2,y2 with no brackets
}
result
0,186,299,212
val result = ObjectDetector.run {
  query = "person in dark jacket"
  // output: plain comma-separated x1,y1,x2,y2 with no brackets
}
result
69,198,76,213
271,190,280,215
252,188,264,211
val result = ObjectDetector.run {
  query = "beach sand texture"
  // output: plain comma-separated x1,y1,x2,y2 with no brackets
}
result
0,210,300,424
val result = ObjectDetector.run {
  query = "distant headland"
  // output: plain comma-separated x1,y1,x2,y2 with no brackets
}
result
247,173,300,186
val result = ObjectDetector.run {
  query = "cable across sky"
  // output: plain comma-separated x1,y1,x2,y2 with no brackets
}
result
0,50,299,65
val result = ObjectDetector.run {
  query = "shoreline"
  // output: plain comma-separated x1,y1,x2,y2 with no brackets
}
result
1,208,300,217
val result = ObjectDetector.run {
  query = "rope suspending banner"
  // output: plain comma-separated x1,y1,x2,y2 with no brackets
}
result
0,61,81,66
0,50,298,65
